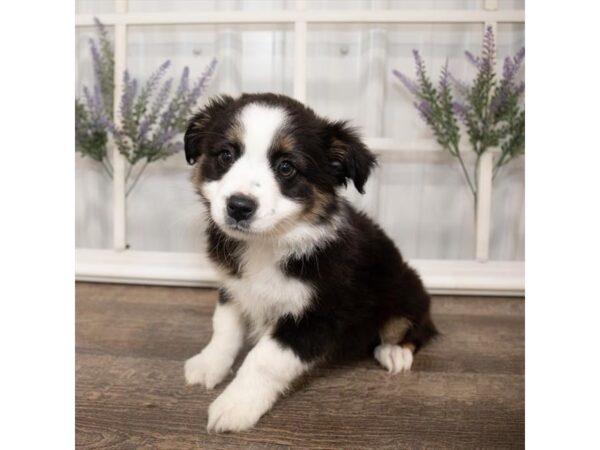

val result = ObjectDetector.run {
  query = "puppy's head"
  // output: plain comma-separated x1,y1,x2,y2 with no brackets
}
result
184,93,376,240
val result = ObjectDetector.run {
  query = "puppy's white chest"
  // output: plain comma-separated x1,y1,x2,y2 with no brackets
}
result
222,243,312,336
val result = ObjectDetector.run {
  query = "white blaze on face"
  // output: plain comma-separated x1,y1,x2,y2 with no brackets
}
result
202,103,303,237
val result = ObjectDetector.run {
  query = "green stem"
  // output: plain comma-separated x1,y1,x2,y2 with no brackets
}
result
125,162,134,182
104,156,113,174
126,160,149,197
473,152,482,193
454,149,477,197
100,160,113,178
492,152,507,180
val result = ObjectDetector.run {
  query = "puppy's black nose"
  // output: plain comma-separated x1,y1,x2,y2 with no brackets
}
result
226,194,257,222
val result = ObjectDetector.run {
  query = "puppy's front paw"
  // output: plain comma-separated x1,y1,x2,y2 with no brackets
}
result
184,348,233,389
207,384,269,433
374,344,413,373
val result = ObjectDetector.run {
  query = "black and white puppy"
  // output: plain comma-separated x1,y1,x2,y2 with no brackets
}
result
183,93,438,433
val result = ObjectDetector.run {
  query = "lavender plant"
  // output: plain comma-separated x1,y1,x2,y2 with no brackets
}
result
75,19,217,196
393,26,524,206
75,19,114,178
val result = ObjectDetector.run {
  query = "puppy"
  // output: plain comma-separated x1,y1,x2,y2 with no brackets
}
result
183,93,438,433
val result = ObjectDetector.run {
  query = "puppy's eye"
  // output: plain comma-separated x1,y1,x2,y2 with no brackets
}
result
218,148,234,166
277,160,296,178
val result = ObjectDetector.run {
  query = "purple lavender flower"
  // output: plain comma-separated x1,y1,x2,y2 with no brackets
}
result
158,96,178,130
502,48,524,85
188,58,218,104
137,60,171,109
151,78,174,113
465,51,482,69
491,45,525,115
175,66,190,99
155,128,177,146
120,71,138,125
82,87,95,114
93,17,108,40
414,100,432,122
99,114,118,136
148,60,171,89
481,26,496,70
138,77,173,139
413,50,427,79
502,56,515,82
83,85,105,121
89,39,103,82
92,85,104,115
464,27,494,70
392,69,419,95
439,60,450,92
513,47,525,68
452,101,468,125
176,58,218,126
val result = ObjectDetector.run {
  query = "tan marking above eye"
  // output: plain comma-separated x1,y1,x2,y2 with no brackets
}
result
193,117,210,129
225,122,244,144
276,133,296,153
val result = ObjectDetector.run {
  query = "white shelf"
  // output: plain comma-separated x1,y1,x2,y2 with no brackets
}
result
76,249,524,297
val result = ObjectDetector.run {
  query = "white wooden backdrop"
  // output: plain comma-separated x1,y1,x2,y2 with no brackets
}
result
75,0,525,295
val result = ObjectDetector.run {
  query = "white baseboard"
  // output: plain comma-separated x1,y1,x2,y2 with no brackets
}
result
76,249,524,297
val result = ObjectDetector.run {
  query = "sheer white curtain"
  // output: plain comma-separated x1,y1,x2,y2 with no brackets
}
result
75,0,525,261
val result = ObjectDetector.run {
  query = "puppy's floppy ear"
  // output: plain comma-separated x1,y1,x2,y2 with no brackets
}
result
184,94,234,165
324,120,377,194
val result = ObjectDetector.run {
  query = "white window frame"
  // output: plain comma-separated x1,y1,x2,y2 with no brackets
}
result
75,0,525,296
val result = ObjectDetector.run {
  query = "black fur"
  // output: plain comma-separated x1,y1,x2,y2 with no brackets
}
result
325,120,376,194
184,94,235,165
276,203,437,362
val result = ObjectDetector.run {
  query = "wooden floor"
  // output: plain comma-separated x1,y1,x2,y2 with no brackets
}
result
76,282,524,449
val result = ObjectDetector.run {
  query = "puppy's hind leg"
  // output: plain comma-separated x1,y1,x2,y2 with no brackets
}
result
375,263,439,373
374,317,414,374
398,313,438,354
374,314,439,373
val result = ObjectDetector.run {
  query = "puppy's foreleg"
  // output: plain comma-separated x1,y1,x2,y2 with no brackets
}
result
185,296,245,389
207,336,308,433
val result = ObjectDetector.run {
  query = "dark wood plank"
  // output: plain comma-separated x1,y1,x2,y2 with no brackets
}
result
76,282,524,449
